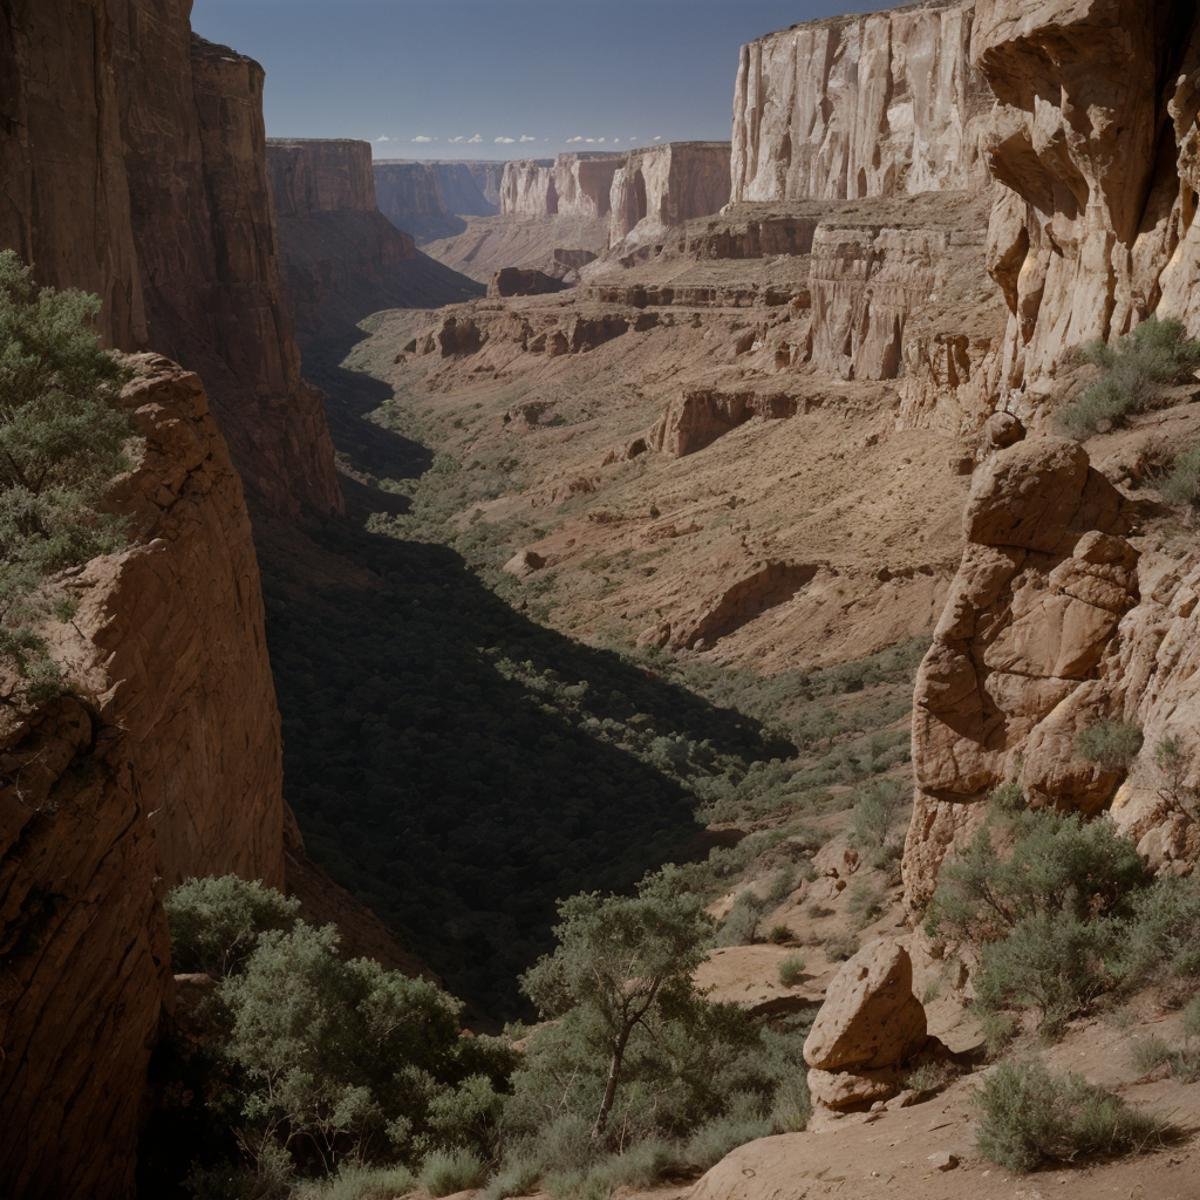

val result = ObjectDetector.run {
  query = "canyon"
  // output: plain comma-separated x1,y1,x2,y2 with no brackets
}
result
1,0,1200,1197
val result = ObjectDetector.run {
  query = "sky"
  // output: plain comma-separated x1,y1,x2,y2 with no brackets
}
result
190,0,903,160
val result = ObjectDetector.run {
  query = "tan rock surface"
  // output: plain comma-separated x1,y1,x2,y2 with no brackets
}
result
609,142,731,250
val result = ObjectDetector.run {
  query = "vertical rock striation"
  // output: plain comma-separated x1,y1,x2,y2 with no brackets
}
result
0,0,343,518
0,355,285,1199
730,0,992,204
373,159,503,242
608,142,732,249
500,152,624,218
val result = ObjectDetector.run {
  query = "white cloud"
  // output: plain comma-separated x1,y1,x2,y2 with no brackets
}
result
467,132,483,144
519,134,537,143
448,135,465,144
375,135,391,143
612,138,622,144
495,135,516,144
411,135,435,144
598,137,607,143
653,135,663,141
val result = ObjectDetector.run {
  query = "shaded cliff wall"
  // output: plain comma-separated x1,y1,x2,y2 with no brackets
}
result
0,355,285,1200
374,159,503,242
0,0,342,518
975,0,1200,402
609,142,732,248
500,153,623,218
731,0,992,203
268,140,483,348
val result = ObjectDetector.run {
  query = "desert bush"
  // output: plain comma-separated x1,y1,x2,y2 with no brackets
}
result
848,777,906,858
903,1059,959,1097
419,1149,488,1197
777,953,806,987
1076,720,1144,771
845,880,885,930
1160,441,1200,508
0,250,132,693
767,924,793,945
714,890,768,947
975,1060,1171,1172
823,933,860,961
1115,876,1200,989
293,1164,417,1200
1060,318,1200,438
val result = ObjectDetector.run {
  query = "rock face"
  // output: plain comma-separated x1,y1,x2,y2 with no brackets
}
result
0,355,285,1200
648,389,799,457
903,437,1141,903
0,3,342,518
804,941,932,1120
267,140,482,347
609,142,732,249
974,0,1200,400
488,267,568,298
500,153,624,218
731,0,992,203
373,159,503,242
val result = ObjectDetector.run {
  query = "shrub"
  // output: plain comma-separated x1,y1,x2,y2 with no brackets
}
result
849,778,905,858
903,1060,958,1097
419,1149,487,1197
975,1060,1171,1172
1060,318,1200,438
1116,876,1200,989
767,924,793,945
165,875,302,977
777,954,806,987
1076,720,1144,771
0,250,133,692
824,933,859,961
714,890,767,947
1160,441,1200,508
845,880,884,930
294,1164,417,1200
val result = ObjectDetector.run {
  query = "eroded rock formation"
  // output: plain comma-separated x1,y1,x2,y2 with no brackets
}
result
974,0,1200,401
0,355,285,1199
500,153,624,218
0,2,342,517
731,0,992,203
373,159,503,242
648,389,799,457
609,142,732,249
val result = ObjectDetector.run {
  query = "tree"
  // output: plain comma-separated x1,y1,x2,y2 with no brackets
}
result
0,250,130,688
519,875,712,1140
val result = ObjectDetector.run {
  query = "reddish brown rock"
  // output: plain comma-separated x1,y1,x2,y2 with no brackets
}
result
649,389,799,457
373,159,503,242
489,267,568,298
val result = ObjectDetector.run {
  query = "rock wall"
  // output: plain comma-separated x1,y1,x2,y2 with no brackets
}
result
609,142,732,248
374,159,502,242
268,140,482,348
0,0,342,518
500,153,623,218
731,0,992,203
0,355,285,1200
974,0,1200,402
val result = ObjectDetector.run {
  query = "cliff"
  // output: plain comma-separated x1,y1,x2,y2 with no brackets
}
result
730,0,992,203
374,159,503,242
0,1,342,518
500,152,624,218
609,142,732,249
0,355,284,1200
975,0,1200,402
267,140,483,350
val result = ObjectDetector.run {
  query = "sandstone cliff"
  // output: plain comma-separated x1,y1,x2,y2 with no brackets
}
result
975,0,1200,403
0,1,342,518
730,0,992,203
500,152,624,219
0,355,284,1200
374,159,503,242
609,141,732,249
267,139,482,349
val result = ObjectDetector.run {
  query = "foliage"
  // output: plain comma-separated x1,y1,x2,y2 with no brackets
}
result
848,777,906,862
418,1148,488,1196
767,923,793,945
0,250,132,693
714,889,768,948
974,1060,1171,1172
1160,440,1200,508
1076,720,1144,771
777,953,806,987
845,880,885,930
823,932,860,961
292,1164,416,1200
1060,318,1200,438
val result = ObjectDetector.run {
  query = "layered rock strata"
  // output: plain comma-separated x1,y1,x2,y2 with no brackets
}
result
373,159,503,242
0,355,285,1200
731,0,992,203
0,2,342,517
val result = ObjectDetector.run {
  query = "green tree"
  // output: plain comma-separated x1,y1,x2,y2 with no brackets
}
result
0,250,130,688
519,876,712,1140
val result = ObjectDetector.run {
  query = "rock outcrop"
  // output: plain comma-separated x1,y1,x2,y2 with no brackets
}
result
500,153,624,218
489,267,568,298
267,140,482,348
0,355,285,1200
0,2,342,518
731,0,992,203
648,389,799,457
974,0,1200,402
804,941,936,1121
609,142,732,249
373,159,503,242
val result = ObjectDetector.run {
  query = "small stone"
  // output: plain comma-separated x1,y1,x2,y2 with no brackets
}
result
927,1151,959,1172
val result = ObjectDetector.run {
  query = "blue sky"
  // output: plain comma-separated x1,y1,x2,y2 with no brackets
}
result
191,0,902,159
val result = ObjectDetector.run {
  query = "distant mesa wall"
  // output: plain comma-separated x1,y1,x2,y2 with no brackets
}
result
500,152,624,219
0,4,342,518
268,138,379,215
373,159,503,242
731,0,992,203
609,142,732,248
